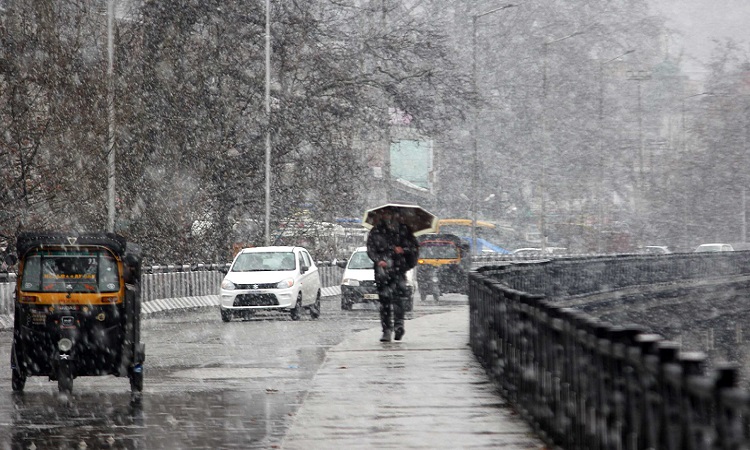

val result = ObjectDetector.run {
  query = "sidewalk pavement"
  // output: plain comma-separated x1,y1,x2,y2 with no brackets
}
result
281,305,547,450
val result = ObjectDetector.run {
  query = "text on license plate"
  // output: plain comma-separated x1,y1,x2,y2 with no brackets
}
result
363,293,379,300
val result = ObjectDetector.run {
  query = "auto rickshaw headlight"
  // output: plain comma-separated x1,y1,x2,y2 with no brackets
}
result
221,279,236,290
58,338,73,352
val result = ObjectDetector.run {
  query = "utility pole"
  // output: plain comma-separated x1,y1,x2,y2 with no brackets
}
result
627,70,651,226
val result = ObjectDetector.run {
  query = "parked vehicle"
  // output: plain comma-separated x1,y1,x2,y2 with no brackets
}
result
416,233,471,302
638,245,671,255
11,231,144,395
219,246,322,321
694,243,734,253
338,247,415,311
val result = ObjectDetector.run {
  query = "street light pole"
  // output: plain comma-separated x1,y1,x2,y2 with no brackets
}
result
596,50,634,252
471,4,516,256
106,0,116,232
264,0,271,246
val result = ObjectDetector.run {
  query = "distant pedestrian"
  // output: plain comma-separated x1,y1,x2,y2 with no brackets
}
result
366,211,419,342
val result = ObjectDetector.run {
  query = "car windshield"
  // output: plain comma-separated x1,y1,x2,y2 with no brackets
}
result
20,250,120,293
232,252,296,271
347,251,373,270
420,243,459,259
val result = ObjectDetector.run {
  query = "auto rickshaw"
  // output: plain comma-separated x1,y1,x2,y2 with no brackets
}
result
10,231,145,395
416,233,471,302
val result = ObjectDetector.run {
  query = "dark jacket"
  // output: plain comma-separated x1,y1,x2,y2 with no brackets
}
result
366,222,419,282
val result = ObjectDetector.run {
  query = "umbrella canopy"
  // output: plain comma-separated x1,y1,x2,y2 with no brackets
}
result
362,203,438,236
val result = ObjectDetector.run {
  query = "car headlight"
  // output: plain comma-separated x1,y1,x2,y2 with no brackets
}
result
342,278,360,287
277,278,294,289
221,279,236,290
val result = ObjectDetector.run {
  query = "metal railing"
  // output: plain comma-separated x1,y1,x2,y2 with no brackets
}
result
0,262,344,316
470,252,750,449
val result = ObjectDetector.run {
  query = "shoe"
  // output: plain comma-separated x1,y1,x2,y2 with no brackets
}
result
394,327,405,341
380,330,392,342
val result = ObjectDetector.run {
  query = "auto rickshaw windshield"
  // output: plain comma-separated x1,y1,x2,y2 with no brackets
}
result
20,250,120,293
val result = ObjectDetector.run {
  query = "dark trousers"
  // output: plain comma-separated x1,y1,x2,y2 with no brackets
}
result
376,273,408,332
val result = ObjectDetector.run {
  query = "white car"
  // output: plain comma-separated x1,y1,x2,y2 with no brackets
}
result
694,243,734,253
339,247,415,312
219,246,322,322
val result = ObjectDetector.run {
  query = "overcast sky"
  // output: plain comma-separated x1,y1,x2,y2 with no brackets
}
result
651,0,749,78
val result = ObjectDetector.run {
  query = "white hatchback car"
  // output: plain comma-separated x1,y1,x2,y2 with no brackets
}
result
219,246,322,322
339,247,415,312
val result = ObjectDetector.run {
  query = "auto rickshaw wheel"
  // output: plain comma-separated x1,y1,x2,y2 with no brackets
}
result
130,366,144,393
290,295,302,321
12,369,26,392
309,291,321,319
58,362,73,394
11,343,26,392
419,290,427,302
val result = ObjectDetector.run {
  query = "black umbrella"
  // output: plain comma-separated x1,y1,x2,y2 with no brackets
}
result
362,203,438,236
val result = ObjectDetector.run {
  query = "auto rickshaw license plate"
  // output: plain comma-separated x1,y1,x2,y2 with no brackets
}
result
363,293,379,299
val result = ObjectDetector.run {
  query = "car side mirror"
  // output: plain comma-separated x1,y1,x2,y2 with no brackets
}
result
219,266,229,274
336,260,347,268
300,264,309,274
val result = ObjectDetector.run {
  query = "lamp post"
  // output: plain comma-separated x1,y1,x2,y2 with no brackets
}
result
596,49,634,252
106,0,116,232
264,0,271,246
471,3,516,255
540,30,586,253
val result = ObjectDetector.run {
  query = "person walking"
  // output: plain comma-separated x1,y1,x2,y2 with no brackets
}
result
366,211,419,342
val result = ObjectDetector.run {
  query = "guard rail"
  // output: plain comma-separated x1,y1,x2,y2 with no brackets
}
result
470,251,750,449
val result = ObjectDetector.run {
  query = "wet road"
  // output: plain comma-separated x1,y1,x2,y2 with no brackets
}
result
0,295,464,449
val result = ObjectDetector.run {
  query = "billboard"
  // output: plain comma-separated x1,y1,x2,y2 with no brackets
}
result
389,139,433,193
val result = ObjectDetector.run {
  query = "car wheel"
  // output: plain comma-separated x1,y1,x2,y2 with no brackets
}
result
309,291,321,319
341,297,352,310
129,365,144,393
290,295,302,321
220,308,232,322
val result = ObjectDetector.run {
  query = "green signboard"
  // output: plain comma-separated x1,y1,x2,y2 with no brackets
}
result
389,140,433,191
